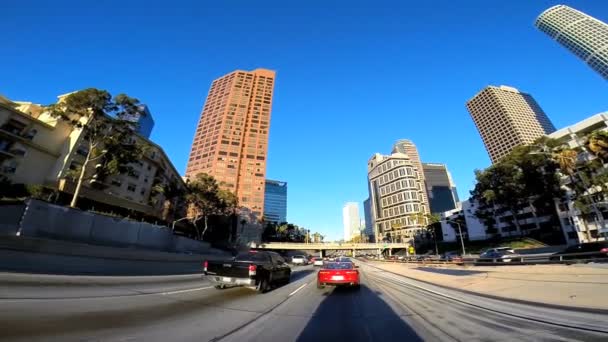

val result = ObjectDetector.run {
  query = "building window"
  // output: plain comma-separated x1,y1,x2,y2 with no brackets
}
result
111,180,122,187
127,184,136,192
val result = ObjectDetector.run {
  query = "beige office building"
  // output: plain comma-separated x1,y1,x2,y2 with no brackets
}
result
466,85,556,164
185,69,275,220
392,139,430,214
367,152,428,243
0,94,185,220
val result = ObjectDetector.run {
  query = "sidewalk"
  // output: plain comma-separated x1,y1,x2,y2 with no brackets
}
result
368,261,608,310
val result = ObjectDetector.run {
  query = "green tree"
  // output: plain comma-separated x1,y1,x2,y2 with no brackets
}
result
186,173,238,240
586,130,608,163
151,180,184,222
45,89,145,208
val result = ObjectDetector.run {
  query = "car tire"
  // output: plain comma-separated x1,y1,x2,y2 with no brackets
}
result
257,277,269,293
214,285,226,290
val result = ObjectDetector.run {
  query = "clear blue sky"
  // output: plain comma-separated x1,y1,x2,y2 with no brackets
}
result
3,1,607,241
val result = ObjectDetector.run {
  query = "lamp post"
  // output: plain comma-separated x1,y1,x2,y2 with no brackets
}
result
442,219,466,256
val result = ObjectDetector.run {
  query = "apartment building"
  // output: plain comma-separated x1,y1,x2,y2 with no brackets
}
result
0,93,184,220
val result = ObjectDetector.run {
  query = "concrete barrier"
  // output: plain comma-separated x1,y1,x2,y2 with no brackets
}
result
3,200,212,254
0,236,230,275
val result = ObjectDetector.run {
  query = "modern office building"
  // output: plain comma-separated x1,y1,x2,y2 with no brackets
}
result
536,5,608,80
392,139,430,214
363,197,374,241
466,85,556,164
263,179,287,224
367,152,429,243
342,202,360,242
0,93,185,220
422,163,458,214
185,69,275,222
120,104,155,138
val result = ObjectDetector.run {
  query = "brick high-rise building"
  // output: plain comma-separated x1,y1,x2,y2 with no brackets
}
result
466,85,556,164
536,5,608,80
185,69,275,220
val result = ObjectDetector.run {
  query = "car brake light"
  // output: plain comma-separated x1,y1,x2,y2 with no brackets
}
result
319,271,329,274
203,261,208,272
346,270,358,275
248,264,257,276
600,248,608,253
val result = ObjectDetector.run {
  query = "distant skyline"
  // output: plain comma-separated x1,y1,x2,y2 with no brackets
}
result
2,1,607,241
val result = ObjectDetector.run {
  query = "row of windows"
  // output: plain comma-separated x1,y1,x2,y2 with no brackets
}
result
381,191,420,208
381,178,419,195
378,167,415,185
381,202,421,219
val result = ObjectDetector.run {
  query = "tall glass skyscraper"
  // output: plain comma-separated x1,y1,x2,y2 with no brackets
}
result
263,180,287,224
122,104,155,138
536,5,608,80
422,163,458,214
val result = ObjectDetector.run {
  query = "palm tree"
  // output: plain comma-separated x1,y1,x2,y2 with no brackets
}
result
586,130,608,163
552,148,594,241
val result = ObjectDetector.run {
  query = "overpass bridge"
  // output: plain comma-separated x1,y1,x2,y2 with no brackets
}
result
251,242,410,257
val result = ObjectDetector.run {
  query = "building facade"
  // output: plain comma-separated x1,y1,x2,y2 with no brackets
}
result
536,5,608,80
392,139,430,214
440,200,487,243
548,112,608,243
422,163,458,214
0,94,185,220
466,85,556,164
342,202,360,242
185,69,275,221
363,197,374,241
263,179,287,224
367,152,428,243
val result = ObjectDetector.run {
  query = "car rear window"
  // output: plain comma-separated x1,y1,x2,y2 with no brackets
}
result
235,252,269,262
324,262,353,270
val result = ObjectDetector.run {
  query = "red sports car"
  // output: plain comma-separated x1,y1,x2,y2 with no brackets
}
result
317,262,360,289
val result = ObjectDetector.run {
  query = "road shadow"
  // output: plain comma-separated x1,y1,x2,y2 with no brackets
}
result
296,284,422,341
415,267,485,276
289,269,314,282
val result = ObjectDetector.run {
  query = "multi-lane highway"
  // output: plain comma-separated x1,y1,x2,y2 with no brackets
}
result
2,261,607,341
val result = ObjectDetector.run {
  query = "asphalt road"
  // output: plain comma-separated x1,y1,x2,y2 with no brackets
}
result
2,262,608,342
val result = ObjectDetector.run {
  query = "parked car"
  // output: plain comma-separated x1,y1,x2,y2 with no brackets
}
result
440,251,462,262
203,250,291,293
291,255,308,265
317,262,360,289
549,242,608,261
478,250,520,263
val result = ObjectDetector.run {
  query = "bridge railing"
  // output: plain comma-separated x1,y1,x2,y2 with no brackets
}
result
252,242,410,249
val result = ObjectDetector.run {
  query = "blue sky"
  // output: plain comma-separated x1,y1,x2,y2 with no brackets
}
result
3,1,607,240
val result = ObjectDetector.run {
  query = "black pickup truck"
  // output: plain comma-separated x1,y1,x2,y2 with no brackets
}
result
203,250,291,293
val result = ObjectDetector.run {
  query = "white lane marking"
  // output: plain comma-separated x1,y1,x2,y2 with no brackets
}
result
288,283,307,297
161,286,213,295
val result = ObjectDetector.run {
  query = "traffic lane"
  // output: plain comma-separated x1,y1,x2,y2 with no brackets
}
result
362,264,608,341
221,266,430,342
1,266,316,341
0,266,313,299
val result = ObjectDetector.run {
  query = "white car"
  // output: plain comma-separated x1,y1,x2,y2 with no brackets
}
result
291,255,307,265
313,258,324,266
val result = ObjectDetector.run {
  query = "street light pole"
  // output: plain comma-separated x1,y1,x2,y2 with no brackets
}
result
442,219,466,256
